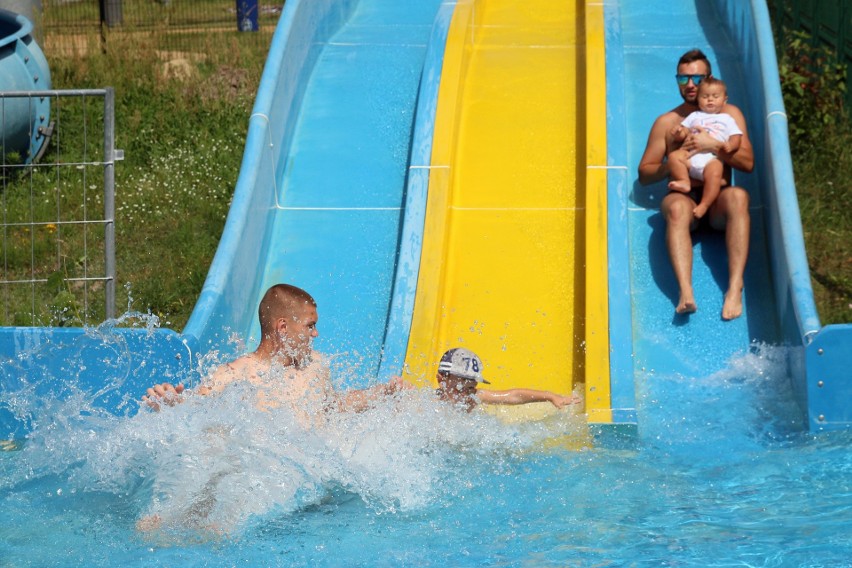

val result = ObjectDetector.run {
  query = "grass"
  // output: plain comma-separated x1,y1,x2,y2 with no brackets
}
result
35,26,271,328
3,9,849,330
790,123,852,325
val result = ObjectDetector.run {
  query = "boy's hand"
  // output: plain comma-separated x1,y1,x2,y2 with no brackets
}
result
142,382,185,411
683,125,720,154
551,394,583,409
384,375,414,395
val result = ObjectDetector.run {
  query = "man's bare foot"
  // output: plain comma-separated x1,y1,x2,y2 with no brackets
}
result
693,203,708,219
668,180,691,193
676,293,697,315
722,288,743,320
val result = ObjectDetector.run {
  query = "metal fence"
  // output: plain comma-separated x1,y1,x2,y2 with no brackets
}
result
0,88,118,326
40,0,282,53
37,0,284,57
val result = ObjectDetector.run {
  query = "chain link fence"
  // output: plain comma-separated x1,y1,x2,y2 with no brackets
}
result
41,0,282,54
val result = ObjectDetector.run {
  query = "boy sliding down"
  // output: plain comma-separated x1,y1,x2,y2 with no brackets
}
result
667,77,743,220
433,348,581,412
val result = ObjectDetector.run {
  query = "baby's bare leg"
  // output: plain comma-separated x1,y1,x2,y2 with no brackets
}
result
694,159,724,219
667,148,692,193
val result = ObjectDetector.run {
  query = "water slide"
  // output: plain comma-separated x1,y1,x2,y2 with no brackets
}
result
181,0,446,384
604,0,852,432
2,0,850,439
181,0,601,411
181,0,851,430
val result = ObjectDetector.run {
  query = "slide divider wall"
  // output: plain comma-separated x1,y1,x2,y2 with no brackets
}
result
400,0,474,383
601,0,637,428
583,0,614,425
713,0,851,430
378,1,459,382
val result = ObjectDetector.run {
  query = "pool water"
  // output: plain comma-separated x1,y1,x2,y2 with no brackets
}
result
1,341,850,567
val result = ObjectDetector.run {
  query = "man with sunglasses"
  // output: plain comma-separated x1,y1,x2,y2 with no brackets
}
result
638,49,754,320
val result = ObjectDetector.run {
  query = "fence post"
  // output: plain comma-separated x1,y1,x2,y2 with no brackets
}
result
99,0,122,28
103,88,116,320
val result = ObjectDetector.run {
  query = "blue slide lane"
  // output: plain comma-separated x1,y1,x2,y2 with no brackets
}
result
183,0,445,386
604,0,851,431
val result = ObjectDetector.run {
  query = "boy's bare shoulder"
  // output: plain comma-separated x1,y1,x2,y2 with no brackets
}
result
207,354,258,389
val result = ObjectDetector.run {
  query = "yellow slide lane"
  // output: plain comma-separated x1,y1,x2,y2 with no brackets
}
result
405,0,590,403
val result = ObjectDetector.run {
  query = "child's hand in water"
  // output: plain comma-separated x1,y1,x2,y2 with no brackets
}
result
385,376,414,395
143,382,186,411
551,394,583,409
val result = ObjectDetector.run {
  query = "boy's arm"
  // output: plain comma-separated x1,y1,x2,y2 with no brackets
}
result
330,376,410,413
476,388,580,408
141,358,244,411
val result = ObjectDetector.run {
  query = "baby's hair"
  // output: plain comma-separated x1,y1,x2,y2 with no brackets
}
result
698,76,726,94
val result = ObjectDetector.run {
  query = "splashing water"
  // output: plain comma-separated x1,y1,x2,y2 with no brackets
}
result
1,331,586,540
1,338,850,566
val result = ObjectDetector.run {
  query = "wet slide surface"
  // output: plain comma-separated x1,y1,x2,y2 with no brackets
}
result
251,0,442,381
405,0,582,395
616,1,781,380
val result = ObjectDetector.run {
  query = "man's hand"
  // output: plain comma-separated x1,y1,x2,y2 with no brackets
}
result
142,382,186,412
682,125,721,155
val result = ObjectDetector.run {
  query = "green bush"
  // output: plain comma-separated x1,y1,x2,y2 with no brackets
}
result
776,29,852,324
778,30,848,150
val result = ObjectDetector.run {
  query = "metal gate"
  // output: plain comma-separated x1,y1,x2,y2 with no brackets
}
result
0,88,119,326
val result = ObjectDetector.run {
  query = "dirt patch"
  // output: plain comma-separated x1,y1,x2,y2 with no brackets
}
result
193,65,253,104
157,50,205,81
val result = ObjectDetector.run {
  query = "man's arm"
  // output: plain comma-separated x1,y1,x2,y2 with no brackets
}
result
637,114,675,185
330,376,411,413
476,388,581,408
141,358,244,411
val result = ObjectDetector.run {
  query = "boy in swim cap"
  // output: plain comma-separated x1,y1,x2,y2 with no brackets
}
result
435,347,581,412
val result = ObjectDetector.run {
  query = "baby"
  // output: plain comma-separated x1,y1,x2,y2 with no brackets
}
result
667,76,743,219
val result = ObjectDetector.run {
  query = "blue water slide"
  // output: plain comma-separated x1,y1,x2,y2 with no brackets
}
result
604,0,852,431
0,9,51,163
182,0,445,386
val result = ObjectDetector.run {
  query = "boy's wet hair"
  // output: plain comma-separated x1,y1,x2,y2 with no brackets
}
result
258,283,316,336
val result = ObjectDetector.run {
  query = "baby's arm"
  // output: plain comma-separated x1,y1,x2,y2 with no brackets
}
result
721,133,742,155
669,124,689,146
477,388,581,408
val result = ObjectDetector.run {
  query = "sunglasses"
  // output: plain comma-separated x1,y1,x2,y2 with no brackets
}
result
675,74,708,86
